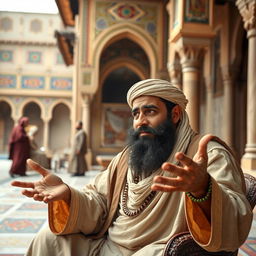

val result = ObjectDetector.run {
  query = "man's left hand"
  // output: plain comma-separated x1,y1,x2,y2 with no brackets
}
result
151,134,214,197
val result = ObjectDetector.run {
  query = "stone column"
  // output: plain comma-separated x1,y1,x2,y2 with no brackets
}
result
82,95,90,140
82,94,92,168
204,77,213,133
236,0,256,171
221,66,234,147
43,119,50,156
178,46,204,132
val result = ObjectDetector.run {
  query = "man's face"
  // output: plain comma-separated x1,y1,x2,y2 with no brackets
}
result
131,95,168,136
128,95,177,177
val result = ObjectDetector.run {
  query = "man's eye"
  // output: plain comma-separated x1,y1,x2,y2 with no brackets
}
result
146,109,155,115
132,112,139,118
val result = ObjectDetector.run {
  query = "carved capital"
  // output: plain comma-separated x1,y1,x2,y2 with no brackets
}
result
236,0,256,31
82,94,92,106
177,46,204,70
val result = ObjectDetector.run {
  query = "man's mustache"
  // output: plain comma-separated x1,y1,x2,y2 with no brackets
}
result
133,126,158,137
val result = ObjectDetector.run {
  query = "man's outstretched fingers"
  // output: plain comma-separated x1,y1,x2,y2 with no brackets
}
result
11,180,35,188
175,152,194,168
22,189,37,198
195,134,215,163
27,159,49,177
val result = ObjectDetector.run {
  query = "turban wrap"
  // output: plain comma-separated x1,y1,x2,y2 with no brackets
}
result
127,79,188,110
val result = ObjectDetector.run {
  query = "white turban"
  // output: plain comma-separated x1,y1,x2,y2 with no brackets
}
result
127,79,188,109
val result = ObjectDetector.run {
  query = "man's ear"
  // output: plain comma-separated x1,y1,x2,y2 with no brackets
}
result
171,105,181,124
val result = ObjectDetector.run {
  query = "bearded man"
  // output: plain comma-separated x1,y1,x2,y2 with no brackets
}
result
12,79,252,256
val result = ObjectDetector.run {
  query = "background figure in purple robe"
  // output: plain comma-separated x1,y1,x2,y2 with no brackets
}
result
8,116,30,177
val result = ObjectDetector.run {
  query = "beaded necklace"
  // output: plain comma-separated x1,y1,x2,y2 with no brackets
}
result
121,176,157,217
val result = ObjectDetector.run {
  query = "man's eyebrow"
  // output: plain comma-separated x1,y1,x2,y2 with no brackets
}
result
131,104,159,113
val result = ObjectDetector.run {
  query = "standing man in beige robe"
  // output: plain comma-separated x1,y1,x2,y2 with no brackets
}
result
12,79,252,256
68,121,88,176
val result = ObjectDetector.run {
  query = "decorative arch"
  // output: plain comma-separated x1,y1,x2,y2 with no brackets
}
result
49,102,71,153
100,58,147,85
0,99,14,153
48,100,72,121
0,97,15,120
19,98,45,120
92,23,158,93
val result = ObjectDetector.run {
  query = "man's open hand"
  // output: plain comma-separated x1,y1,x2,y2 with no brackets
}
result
151,134,214,197
11,159,71,204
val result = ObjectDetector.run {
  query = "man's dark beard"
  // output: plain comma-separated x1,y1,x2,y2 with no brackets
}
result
127,119,176,178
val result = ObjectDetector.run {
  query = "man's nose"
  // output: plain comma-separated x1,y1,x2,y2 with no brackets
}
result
135,114,149,128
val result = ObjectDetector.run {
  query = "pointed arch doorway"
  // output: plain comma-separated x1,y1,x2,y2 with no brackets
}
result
91,37,150,163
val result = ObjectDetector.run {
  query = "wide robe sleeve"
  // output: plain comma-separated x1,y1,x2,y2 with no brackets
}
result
48,152,123,236
185,140,253,252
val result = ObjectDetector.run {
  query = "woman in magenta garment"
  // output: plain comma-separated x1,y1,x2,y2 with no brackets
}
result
8,116,30,177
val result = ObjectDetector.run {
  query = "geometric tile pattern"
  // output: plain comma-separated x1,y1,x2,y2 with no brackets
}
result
238,208,256,256
0,218,45,233
0,50,13,62
27,51,41,64
0,74,16,89
0,169,99,255
95,1,158,39
21,76,45,89
17,203,47,211
108,3,145,22
50,77,72,90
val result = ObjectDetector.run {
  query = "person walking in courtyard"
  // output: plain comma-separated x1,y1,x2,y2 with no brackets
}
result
11,79,252,255
8,116,30,177
68,121,88,176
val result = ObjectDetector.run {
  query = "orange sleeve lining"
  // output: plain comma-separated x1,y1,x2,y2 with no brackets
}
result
186,197,211,244
50,200,70,233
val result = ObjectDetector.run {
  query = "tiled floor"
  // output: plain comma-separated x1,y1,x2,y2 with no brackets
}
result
239,208,256,256
0,161,99,256
0,159,255,255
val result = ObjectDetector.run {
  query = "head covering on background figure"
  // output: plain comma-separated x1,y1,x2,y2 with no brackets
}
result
76,121,83,130
19,116,29,127
9,116,29,144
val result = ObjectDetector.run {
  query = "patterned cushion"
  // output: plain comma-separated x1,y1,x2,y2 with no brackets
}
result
163,232,238,256
163,173,256,256
244,173,256,209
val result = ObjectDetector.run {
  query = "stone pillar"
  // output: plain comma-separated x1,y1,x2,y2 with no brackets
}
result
178,46,204,132
167,62,182,89
221,66,234,147
82,95,90,140
204,77,213,133
43,119,50,156
236,0,256,171
82,94,92,168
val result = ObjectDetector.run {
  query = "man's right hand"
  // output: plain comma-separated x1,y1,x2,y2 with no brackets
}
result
11,159,71,204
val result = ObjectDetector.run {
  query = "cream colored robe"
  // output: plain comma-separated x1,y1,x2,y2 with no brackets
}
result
26,140,252,256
